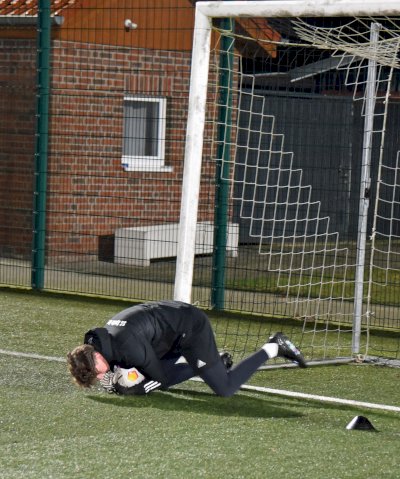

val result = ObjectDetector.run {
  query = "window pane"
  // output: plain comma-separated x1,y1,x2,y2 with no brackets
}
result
123,100,159,157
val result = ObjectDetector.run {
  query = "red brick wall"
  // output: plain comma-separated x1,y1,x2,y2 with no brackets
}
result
0,36,219,261
48,40,217,257
0,39,36,259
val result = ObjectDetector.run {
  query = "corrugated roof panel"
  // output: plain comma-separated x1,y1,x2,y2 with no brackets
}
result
0,0,80,16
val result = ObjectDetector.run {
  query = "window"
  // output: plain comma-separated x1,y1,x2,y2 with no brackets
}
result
122,95,170,172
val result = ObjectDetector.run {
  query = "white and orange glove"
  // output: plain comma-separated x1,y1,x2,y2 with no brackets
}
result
113,367,145,388
100,367,161,396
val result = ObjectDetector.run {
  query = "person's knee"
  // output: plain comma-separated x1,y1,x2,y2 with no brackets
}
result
200,364,237,397
206,381,236,397
201,371,237,398
214,388,235,398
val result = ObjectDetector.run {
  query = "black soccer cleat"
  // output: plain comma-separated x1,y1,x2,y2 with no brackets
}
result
268,332,307,368
220,351,233,370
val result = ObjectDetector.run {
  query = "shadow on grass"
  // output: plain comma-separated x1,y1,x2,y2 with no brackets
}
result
87,387,304,419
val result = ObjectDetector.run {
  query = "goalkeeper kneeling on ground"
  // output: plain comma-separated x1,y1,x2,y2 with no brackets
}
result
67,300,307,397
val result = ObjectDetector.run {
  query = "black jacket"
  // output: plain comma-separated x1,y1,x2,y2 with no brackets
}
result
84,300,200,385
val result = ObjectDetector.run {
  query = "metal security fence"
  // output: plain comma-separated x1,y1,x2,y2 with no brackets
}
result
1,1,400,362
2,1,203,301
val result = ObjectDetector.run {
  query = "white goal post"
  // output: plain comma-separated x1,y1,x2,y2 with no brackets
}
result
174,0,400,362
175,0,400,302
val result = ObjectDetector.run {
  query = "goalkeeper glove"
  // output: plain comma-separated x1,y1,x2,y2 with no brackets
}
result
113,366,145,388
98,367,144,394
113,367,161,395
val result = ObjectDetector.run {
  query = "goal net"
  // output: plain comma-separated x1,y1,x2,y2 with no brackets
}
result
174,1,400,364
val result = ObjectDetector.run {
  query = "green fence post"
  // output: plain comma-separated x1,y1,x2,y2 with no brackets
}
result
211,20,234,310
32,0,51,289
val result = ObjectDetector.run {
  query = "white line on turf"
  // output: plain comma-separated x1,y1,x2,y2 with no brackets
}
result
0,348,66,362
1,348,399,413
189,377,400,413
240,384,400,413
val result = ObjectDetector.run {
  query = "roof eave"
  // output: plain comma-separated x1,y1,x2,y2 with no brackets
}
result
0,15,64,26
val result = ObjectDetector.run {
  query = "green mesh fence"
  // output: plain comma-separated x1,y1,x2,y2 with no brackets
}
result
2,1,201,301
0,2,399,362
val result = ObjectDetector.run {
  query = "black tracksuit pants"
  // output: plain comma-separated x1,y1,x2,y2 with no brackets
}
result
160,349,268,397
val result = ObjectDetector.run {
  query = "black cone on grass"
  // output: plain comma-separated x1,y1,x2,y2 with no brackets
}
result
346,415,377,431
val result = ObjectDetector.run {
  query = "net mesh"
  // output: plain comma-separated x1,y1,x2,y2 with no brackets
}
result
292,17,400,68
207,15,400,360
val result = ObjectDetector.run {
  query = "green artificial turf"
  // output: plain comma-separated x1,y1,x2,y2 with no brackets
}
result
1,289,399,479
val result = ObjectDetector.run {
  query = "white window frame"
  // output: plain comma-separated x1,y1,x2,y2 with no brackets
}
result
122,95,171,172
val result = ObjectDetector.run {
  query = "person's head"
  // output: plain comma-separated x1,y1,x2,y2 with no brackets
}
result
67,344,110,388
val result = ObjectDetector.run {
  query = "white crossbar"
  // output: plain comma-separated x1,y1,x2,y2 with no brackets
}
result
197,1,400,18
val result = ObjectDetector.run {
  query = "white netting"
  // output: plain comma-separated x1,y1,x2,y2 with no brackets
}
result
216,71,354,323
292,18,399,116
207,14,400,358
291,17,400,68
